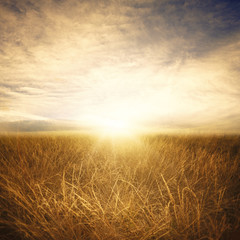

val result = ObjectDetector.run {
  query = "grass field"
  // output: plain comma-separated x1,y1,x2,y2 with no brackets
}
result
0,133,239,240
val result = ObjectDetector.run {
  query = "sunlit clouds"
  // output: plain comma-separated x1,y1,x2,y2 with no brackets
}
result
0,0,240,133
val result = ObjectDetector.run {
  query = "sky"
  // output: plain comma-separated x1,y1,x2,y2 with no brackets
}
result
0,0,240,133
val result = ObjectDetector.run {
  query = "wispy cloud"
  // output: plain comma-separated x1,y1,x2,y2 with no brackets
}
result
0,0,239,132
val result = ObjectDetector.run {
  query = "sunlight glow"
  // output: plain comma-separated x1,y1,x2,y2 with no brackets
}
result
98,118,134,136
88,117,135,137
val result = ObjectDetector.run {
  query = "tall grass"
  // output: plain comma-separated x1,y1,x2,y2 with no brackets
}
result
0,134,239,239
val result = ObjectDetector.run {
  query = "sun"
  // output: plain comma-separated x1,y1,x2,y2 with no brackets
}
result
93,117,135,136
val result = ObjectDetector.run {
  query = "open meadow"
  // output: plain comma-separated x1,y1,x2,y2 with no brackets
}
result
0,134,239,240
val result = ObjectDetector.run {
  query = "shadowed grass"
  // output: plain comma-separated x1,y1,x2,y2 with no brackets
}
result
0,134,239,239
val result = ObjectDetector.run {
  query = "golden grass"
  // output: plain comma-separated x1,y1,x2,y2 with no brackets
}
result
0,133,239,239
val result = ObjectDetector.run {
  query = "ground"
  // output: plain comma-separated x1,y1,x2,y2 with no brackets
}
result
0,133,239,239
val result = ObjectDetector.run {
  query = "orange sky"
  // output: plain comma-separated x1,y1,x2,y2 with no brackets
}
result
0,0,240,133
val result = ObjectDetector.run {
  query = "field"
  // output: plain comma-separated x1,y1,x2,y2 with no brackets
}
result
0,133,239,240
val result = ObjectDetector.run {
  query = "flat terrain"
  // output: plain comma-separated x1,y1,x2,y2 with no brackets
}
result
0,134,239,239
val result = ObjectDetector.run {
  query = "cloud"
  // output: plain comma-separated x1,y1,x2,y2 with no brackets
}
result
0,0,240,132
